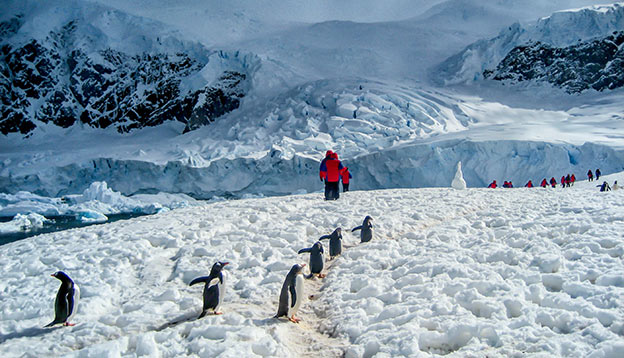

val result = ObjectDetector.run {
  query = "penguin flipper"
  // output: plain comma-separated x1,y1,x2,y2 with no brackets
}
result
297,247,312,254
190,276,211,286
352,226,362,232
319,235,331,241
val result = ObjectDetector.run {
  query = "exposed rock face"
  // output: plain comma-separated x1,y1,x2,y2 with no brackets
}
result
484,31,624,93
0,15,248,136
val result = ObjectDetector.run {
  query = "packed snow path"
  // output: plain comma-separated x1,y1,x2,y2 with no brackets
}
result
1,180,623,357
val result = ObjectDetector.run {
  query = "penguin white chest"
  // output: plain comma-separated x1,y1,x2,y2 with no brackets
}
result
289,275,305,317
67,283,80,321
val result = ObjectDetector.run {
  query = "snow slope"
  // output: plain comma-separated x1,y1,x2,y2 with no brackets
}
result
1,173,623,357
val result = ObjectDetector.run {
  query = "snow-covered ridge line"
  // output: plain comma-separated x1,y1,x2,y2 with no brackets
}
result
1,140,622,199
436,2,624,85
0,0,260,135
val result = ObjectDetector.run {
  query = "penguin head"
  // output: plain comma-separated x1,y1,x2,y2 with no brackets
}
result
364,216,373,223
210,261,229,276
51,271,72,283
293,263,306,274
313,241,323,252
335,227,342,235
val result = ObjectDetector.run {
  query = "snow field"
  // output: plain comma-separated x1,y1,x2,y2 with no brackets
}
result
1,179,623,357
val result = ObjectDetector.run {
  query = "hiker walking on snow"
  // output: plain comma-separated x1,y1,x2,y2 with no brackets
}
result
320,152,344,200
565,174,571,187
550,177,557,188
571,174,576,186
319,150,334,200
588,170,593,182
488,180,497,188
540,178,548,188
341,166,352,192
561,175,566,188
525,180,533,188
596,168,601,180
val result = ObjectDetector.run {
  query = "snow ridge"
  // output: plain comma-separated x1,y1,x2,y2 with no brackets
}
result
436,2,624,86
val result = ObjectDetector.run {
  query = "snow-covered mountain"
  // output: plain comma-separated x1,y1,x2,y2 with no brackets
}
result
0,1,256,135
437,2,624,90
1,0,624,199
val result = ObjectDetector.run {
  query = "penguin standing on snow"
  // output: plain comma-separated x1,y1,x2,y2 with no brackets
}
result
298,241,325,278
352,215,373,243
45,271,80,327
319,228,342,259
275,263,306,323
189,261,229,318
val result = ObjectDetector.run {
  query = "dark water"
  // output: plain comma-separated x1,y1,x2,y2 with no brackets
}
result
0,213,149,246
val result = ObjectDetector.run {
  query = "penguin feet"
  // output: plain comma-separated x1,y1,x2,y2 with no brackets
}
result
317,273,326,279
213,311,223,315
63,322,76,327
288,316,301,323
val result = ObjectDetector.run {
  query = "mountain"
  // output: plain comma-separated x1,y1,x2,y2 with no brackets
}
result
1,0,623,199
437,2,624,91
0,1,256,136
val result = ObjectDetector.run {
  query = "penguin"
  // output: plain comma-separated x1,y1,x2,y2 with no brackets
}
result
189,261,229,318
352,215,373,243
275,263,306,323
45,271,80,327
298,241,325,278
319,227,342,259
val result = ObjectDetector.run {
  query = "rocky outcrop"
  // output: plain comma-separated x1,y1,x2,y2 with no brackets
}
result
484,32,624,93
0,15,249,136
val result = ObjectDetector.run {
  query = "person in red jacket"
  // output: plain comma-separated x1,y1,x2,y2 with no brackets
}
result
319,150,334,200
341,166,352,192
541,178,548,188
488,180,497,188
571,174,576,186
561,175,566,188
525,180,533,188
550,177,557,188
320,152,344,200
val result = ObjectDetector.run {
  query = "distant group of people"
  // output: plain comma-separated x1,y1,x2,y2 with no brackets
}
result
487,168,619,192
319,150,352,200
587,169,601,182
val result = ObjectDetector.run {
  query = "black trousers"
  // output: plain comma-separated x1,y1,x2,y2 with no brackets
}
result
325,181,340,200
343,183,349,192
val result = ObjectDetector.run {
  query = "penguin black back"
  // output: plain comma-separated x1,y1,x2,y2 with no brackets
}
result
352,216,373,243
298,242,325,278
45,271,79,327
320,227,342,258
190,261,229,317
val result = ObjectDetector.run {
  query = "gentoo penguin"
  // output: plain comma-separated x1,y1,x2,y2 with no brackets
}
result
45,271,80,327
319,228,342,259
189,261,229,318
298,241,325,278
352,215,373,243
275,263,306,323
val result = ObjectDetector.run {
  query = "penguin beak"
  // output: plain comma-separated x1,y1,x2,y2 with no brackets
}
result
301,263,307,267
222,262,230,266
